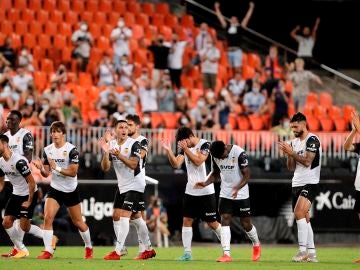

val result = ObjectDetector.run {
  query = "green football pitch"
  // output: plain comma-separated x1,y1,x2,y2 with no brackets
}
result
0,245,359,270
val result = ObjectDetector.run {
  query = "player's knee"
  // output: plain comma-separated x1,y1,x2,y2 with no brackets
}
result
2,218,13,229
73,219,85,229
240,220,252,231
183,217,193,227
221,215,232,226
294,207,306,219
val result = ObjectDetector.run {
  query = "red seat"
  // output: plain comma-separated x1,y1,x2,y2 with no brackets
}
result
0,0,12,10
59,23,73,37
58,0,70,13
181,15,194,28
102,24,113,38
15,21,28,36
328,105,342,120
11,34,21,49
79,72,93,87
237,116,250,131
150,112,164,128
65,11,79,25
127,1,141,14
136,13,150,27
29,0,41,11
159,25,172,41
54,35,67,49
306,117,320,131
81,12,94,25
305,92,318,109
38,34,52,49
86,0,99,13
247,53,261,69
44,0,56,12
132,24,144,40
94,12,107,26
155,3,170,15
89,23,101,39
313,105,327,118
33,71,47,92
50,10,63,24
164,14,178,28
15,0,27,10
61,46,72,62
40,58,54,73
72,0,84,13
7,9,20,23
23,34,37,48
162,112,181,129
248,114,264,130
21,9,35,22
333,117,347,132
36,10,49,24
113,0,126,14
141,3,154,16
96,36,110,52
32,45,44,59
99,0,112,13
45,21,58,36
108,12,120,26
1,21,13,36
343,104,355,123
152,14,164,28
228,114,238,130
124,12,135,26
319,92,333,109
319,117,334,132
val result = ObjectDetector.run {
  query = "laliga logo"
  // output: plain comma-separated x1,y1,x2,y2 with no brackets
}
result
315,191,355,210
81,197,113,220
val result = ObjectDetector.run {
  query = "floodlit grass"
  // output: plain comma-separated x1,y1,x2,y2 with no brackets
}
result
0,245,359,270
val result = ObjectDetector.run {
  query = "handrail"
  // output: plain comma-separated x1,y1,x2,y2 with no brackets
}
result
184,0,360,87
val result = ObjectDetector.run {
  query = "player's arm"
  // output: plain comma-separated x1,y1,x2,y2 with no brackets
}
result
286,142,296,171
290,136,320,167
16,159,35,206
162,142,185,169
0,168,5,192
22,133,34,162
111,142,141,170
54,148,79,177
182,141,210,167
233,152,250,195
196,158,221,188
344,129,358,152
101,151,111,172
139,138,149,159
33,151,51,177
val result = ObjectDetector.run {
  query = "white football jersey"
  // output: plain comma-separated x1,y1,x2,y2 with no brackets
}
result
109,137,144,194
291,133,322,187
183,139,215,196
350,143,360,191
0,153,37,196
44,142,79,193
134,134,148,191
213,145,249,200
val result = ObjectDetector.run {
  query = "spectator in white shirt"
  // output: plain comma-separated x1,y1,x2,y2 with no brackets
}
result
117,54,134,88
199,37,220,90
243,81,266,115
227,70,246,103
119,86,138,109
12,65,33,93
96,85,121,109
192,23,212,65
71,22,93,72
97,54,116,86
110,18,132,71
18,47,34,72
168,34,188,89
42,78,63,109
139,82,158,113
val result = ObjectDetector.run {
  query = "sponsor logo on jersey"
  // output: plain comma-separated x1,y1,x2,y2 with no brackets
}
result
315,191,355,210
220,165,235,170
4,172,16,176
53,159,66,162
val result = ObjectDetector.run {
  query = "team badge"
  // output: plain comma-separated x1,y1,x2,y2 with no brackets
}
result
232,157,236,164
124,148,129,154
63,151,68,157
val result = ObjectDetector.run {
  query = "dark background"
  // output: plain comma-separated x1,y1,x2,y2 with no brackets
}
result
185,0,360,69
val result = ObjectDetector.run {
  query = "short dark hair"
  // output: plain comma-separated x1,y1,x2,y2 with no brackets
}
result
50,121,66,134
0,134,9,144
9,110,22,121
126,114,141,125
176,127,194,142
115,119,128,126
290,112,307,123
210,141,226,159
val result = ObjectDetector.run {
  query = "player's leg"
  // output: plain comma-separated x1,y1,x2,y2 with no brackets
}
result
37,197,60,259
293,192,311,262
305,211,318,262
217,198,233,262
2,214,26,255
354,191,360,263
67,203,93,259
204,194,221,241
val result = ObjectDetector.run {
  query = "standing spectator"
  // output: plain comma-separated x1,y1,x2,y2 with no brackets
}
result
12,65,34,94
18,47,34,72
117,55,134,88
135,67,150,89
177,111,192,129
264,45,283,80
139,82,158,113
242,81,266,115
0,53,10,73
110,18,132,71
0,67,20,109
193,23,213,65
290,18,320,67
271,80,289,126
168,34,188,89
97,54,116,86
288,58,322,111
97,85,120,109
215,1,255,72
51,64,68,93
227,70,246,102
158,82,175,112
119,87,137,110
93,109,110,127
42,79,63,108
0,36,16,67
175,88,190,113
141,112,152,129
101,92,119,116
199,37,220,90
148,35,170,86
62,98,82,128
71,22,93,72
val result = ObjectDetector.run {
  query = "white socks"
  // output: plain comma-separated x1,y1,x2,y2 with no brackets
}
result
5,226,25,250
132,218,151,252
220,226,231,256
182,227,192,253
29,225,43,239
79,228,92,248
245,225,260,246
307,222,316,254
213,224,222,241
115,217,130,255
296,218,308,252
43,229,54,254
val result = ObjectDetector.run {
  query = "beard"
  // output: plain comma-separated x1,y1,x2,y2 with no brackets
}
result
293,130,303,138
128,131,135,136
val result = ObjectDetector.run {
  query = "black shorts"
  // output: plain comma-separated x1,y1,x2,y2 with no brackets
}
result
46,186,81,207
114,190,145,213
218,197,251,217
354,190,360,213
0,181,13,205
292,184,318,210
5,191,38,219
183,194,217,222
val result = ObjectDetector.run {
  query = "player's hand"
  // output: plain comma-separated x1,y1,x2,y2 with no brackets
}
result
232,187,240,199
98,137,110,153
32,159,43,170
194,182,206,189
21,200,31,209
109,148,121,159
351,111,360,133
278,141,293,156
249,2,255,8
160,140,171,152
48,158,57,170
104,128,114,143
214,2,220,10
178,140,188,151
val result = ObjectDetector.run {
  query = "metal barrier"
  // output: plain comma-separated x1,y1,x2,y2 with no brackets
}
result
28,126,355,161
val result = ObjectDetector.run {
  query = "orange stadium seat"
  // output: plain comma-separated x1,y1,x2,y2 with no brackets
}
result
28,0,41,11
242,64,255,80
86,0,99,13
247,53,261,69
58,0,70,13
333,117,347,132
44,0,56,12
38,34,52,49
59,23,73,37
155,3,170,15
124,12,136,26
319,92,333,109
11,34,21,49
0,0,12,10
228,114,238,130
162,112,181,129
15,21,28,36
237,116,250,131
136,13,150,27
108,12,120,26
32,45,45,60
248,114,264,130
328,105,342,119
54,35,67,49
45,21,58,36
343,104,355,123
134,49,148,64
313,105,327,118
165,14,178,28
141,3,154,16
151,112,164,129
132,24,144,40
89,23,101,39
50,10,63,24
113,0,126,14
23,34,37,48
61,46,72,62
152,14,164,28
96,36,110,51
36,10,49,24
181,15,194,28
1,21,13,36
99,0,112,13
159,25,172,41
65,11,79,26
79,73,93,87
29,21,44,35
72,0,85,13
305,92,318,108
87,110,100,124
34,71,47,91
306,116,320,131
319,117,334,132
0,33,5,46
94,12,107,26
21,9,35,22
80,12,94,25
102,24,113,38
7,9,20,23
127,1,141,14
0,10,4,22
144,25,157,40
40,58,54,73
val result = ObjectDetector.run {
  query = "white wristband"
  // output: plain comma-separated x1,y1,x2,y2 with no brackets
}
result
55,166,62,173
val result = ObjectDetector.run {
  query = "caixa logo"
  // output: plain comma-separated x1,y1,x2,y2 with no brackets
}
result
81,197,113,220
315,191,355,210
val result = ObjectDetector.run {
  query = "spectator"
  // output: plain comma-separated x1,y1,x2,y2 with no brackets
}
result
0,36,16,67
12,65,34,94
119,86,137,110
271,116,292,137
177,111,192,129
168,34,188,89
227,70,246,103
39,106,65,126
158,81,175,112
175,88,190,113
0,67,19,109
287,58,322,111
112,103,128,122
243,81,266,115
146,196,170,241
20,104,42,127
0,53,10,73
290,18,320,67
97,54,116,86
193,23,213,65
71,21,93,72
18,47,34,72
264,45,283,80
199,37,220,90
141,112,152,129
190,97,206,128
42,78,63,108
62,98,82,128
139,81,158,113
135,67,151,89
218,88,236,129
101,92,119,116
215,1,255,71
148,35,170,86
93,109,110,127
271,80,289,126
110,18,132,71
117,54,134,88
51,64,68,92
